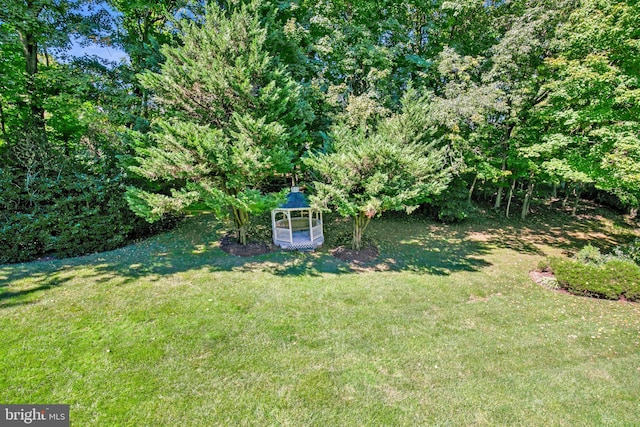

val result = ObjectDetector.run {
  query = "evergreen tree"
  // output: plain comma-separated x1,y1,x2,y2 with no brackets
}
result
126,1,312,245
304,88,451,250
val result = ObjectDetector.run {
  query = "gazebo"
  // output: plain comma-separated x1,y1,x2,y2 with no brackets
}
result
271,187,324,250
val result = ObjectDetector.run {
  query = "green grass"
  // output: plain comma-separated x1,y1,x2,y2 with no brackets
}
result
2,211,640,426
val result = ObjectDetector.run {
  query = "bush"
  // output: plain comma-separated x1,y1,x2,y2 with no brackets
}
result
574,244,605,265
426,178,471,223
613,238,640,265
549,257,640,301
0,213,50,263
0,171,179,264
537,259,551,271
538,275,560,290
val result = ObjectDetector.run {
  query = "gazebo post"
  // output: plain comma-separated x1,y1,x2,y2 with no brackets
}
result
308,210,313,242
271,210,276,245
287,211,293,244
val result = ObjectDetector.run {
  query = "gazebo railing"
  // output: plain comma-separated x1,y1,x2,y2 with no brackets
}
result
311,222,323,241
271,204,324,250
274,217,321,232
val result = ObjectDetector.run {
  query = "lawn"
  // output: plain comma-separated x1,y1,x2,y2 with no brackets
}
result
1,208,640,426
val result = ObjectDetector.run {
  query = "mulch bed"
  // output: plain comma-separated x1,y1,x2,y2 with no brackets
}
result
529,269,555,285
219,234,272,257
529,269,582,297
331,245,379,264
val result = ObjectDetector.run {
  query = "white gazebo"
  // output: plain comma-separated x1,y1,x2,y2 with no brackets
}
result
271,187,324,250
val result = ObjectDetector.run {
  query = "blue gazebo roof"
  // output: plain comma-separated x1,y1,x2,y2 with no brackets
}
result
279,190,310,209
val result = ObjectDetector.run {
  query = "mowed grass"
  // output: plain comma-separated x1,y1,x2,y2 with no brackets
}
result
1,211,640,426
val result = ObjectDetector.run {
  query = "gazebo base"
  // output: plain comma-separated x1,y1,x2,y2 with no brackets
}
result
274,230,324,250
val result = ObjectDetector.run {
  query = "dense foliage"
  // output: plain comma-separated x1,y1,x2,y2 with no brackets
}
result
304,88,452,249
1,0,639,261
126,2,312,244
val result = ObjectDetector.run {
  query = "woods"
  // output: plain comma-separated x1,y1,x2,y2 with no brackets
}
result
1,0,639,261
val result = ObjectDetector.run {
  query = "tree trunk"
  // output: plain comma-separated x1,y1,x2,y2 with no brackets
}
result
495,186,504,210
521,181,535,220
494,125,514,209
43,42,50,67
468,174,477,205
506,177,516,218
232,206,250,245
17,28,48,161
494,155,508,209
19,31,45,129
571,186,582,216
0,100,5,136
352,213,371,251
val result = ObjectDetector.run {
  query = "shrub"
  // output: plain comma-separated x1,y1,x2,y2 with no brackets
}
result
0,213,50,263
574,244,605,266
538,275,560,290
614,238,640,265
549,257,640,301
0,172,179,264
426,178,471,223
537,259,551,271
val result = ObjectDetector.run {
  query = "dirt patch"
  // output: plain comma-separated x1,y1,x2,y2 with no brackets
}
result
466,231,492,242
529,269,555,284
220,234,272,257
529,269,574,296
331,245,379,264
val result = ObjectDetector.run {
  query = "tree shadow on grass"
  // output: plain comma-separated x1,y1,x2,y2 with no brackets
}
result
216,213,496,276
375,238,492,275
83,214,496,280
470,201,639,255
4,205,633,307
0,268,73,309
0,213,496,307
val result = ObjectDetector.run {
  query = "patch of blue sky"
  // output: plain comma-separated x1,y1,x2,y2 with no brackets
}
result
67,36,129,63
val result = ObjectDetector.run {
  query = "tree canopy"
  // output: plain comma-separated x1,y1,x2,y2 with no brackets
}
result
126,2,312,244
1,0,639,260
305,88,452,249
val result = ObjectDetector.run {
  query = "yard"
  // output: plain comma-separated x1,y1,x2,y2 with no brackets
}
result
1,207,640,426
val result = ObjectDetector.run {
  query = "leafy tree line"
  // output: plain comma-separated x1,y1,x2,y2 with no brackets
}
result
0,0,178,262
1,0,638,260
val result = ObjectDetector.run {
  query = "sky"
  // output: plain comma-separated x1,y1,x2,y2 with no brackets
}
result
64,2,129,64
67,38,129,63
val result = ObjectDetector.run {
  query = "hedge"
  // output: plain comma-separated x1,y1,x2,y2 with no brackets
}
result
549,257,640,301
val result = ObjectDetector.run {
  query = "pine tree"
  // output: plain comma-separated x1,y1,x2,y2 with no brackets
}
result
126,2,312,244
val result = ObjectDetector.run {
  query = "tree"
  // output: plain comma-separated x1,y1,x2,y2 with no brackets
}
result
532,0,640,212
0,0,110,134
304,88,452,250
105,0,191,128
424,0,576,219
126,2,312,245
0,46,149,263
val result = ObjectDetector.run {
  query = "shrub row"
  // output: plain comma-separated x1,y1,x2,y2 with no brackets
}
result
0,172,178,264
549,257,640,302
